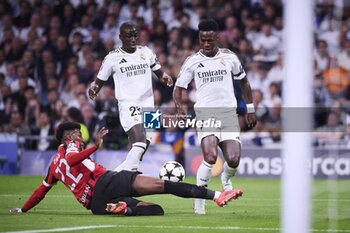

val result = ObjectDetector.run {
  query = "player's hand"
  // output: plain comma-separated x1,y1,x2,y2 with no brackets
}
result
88,82,99,100
246,112,257,128
9,208,23,214
160,73,173,87
95,127,109,148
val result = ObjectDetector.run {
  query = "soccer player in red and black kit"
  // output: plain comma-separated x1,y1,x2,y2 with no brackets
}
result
10,122,243,216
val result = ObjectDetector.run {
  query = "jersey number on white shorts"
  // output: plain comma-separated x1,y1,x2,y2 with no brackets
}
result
129,106,141,116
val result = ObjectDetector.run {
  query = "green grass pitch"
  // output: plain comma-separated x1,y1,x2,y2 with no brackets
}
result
0,176,349,233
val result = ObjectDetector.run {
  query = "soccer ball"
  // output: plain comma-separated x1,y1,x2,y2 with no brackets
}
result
159,161,185,182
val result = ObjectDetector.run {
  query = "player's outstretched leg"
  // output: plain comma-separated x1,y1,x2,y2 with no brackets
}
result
132,175,243,210
106,187,243,216
163,180,243,206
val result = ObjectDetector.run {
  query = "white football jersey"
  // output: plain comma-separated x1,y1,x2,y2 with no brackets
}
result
97,46,161,103
176,48,246,108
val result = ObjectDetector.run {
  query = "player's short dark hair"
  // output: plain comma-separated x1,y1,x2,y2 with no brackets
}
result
198,19,219,32
120,22,137,33
56,122,81,142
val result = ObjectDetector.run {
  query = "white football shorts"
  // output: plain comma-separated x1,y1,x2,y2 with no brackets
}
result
118,97,154,132
195,108,241,143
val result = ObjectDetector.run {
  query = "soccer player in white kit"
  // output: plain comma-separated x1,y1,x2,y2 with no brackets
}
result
88,22,173,172
173,19,257,214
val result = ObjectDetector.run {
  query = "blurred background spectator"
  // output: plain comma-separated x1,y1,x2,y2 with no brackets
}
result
0,0,348,162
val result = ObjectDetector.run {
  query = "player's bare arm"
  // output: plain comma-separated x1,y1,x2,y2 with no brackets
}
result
9,182,52,214
173,86,187,120
88,79,105,100
240,77,257,128
154,69,173,87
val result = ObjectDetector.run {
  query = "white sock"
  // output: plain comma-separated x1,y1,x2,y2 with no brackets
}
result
114,142,147,172
222,161,237,180
194,161,213,213
196,160,214,187
213,191,221,200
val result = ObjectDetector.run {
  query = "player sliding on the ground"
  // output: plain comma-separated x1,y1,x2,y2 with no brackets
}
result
10,122,243,216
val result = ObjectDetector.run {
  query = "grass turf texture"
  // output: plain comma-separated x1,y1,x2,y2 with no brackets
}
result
0,176,349,233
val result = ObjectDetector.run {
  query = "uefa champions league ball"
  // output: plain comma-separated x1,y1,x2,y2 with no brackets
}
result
159,161,185,182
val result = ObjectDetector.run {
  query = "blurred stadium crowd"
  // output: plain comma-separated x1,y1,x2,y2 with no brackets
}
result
0,0,349,153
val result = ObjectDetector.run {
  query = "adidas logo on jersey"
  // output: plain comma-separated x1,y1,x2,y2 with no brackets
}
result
197,63,204,68
119,58,127,64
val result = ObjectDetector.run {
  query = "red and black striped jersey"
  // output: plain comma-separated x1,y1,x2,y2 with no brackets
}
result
42,141,107,209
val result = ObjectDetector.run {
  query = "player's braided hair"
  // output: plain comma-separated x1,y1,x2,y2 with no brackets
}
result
198,19,219,32
56,122,81,142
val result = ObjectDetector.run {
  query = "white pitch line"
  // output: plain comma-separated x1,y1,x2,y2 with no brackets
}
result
1,225,115,233
2,225,349,233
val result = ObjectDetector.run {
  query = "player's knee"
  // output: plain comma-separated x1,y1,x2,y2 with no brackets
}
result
204,153,217,165
204,157,216,165
227,156,240,168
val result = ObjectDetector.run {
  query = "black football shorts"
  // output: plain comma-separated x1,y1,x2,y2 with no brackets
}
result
90,170,141,214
